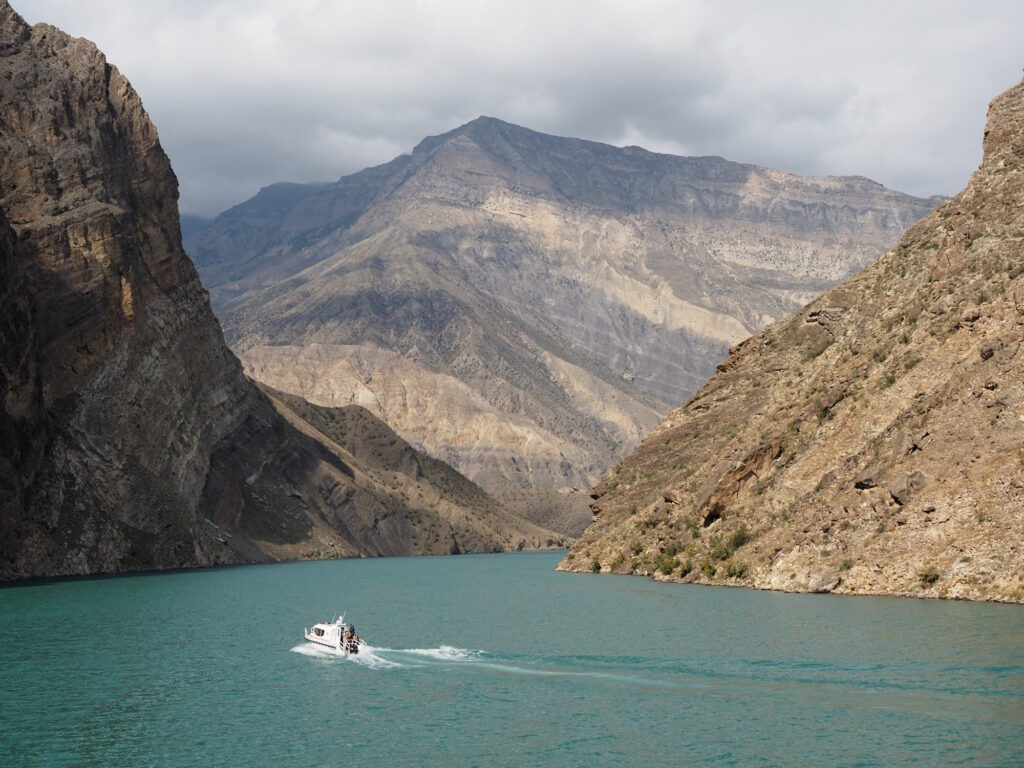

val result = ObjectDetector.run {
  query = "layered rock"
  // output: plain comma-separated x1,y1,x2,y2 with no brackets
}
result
0,3,559,581
187,116,941,498
560,77,1024,603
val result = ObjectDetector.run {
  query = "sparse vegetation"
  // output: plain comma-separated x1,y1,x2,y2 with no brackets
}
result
726,561,748,578
919,565,940,585
804,337,833,361
729,523,751,550
710,523,752,561
656,553,678,575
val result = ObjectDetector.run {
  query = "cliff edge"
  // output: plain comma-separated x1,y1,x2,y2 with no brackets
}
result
0,3,559,581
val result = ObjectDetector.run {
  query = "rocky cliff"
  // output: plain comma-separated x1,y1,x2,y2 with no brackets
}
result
0,3,559,581
559,77,1024,603
187,116,941,504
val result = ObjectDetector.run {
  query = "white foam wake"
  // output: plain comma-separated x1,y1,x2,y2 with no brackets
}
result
291,642,482,670
402,645,482,661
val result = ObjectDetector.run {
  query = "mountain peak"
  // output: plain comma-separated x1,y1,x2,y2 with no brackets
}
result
186,100,942,510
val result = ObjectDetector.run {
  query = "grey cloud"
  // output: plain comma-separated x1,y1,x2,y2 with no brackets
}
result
15,0,1024,215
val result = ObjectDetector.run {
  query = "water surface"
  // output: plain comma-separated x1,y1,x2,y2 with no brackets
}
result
1,552,1022,766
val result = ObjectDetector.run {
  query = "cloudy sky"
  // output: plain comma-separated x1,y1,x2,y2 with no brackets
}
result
17,1,1024,216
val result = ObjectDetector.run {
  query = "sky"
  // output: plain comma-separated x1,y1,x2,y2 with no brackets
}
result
15,1,1024,217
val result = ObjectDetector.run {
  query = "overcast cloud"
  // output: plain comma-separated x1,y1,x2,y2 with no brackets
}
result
15,0,1024,216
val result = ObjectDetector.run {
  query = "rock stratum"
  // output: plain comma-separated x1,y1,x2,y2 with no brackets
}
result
0,3,560,582
560,77,1024,603
186,114,941,505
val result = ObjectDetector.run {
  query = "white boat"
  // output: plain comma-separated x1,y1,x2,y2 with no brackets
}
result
304,614,365,655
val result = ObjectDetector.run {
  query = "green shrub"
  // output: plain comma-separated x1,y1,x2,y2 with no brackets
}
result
656,553,678,575
728,523,751,550
710,541,731,561
679,559,694,577
726,561,748,578
839,559,853,571
591,558,602,573
919,565,939,585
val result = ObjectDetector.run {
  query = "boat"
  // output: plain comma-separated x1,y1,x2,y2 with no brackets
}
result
304,614,365,654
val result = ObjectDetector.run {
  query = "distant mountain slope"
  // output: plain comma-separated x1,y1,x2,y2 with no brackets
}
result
559,77,1024,603
186,116,942,496
0,3,559,581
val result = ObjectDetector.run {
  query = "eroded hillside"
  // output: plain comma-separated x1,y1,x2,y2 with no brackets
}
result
560,77,1024,603
187,118,941,500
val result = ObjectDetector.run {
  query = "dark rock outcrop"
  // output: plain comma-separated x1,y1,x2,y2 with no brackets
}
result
0,3,560,581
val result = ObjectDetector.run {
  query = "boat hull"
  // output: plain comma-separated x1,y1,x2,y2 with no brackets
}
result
304,631,362,655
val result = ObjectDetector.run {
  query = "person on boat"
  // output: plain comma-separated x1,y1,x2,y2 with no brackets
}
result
341,624,357,652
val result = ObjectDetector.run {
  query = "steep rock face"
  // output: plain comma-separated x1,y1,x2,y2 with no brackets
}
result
0,4,559,581
187,116,941,496
560,77,1024,603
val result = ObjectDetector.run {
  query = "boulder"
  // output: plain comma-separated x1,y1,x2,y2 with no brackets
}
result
889,471,926,505
662,488,683,505
854,467,882,489
808,569,840,593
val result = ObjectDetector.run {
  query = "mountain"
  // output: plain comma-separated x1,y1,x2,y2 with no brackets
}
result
0,3,560,581
179,213,213,241
186,115,942,509
559,77,1024,603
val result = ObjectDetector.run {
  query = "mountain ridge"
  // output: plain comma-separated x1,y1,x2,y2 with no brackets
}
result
187,113,942,502
558,76,1024,603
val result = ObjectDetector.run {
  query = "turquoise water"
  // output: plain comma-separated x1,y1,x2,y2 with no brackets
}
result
1,551,1022,767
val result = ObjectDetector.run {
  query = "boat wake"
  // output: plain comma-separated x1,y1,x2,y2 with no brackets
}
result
290,642,481,670
292,647,688,688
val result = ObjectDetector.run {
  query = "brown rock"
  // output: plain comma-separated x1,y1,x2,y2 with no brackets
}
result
0,4,562,581
560,75,1024,603
808,569,840,593
854,467,882,489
